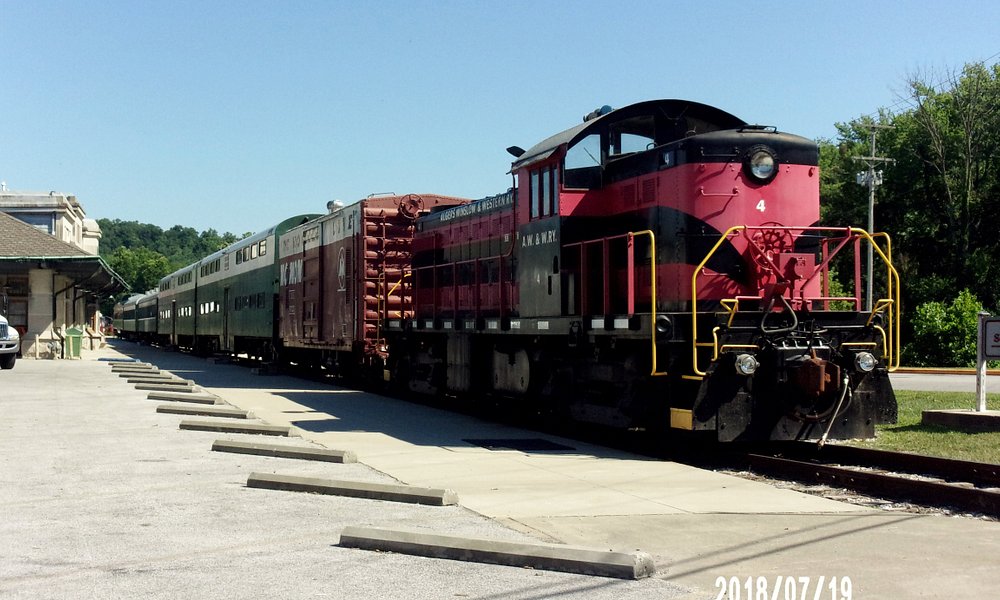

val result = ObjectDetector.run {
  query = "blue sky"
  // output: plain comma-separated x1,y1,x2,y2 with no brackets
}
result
2,1,999,236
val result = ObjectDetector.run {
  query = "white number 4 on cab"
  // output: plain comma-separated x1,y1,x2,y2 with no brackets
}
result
755,199,766,212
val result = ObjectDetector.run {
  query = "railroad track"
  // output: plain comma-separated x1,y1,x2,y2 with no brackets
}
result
739,442,1000,517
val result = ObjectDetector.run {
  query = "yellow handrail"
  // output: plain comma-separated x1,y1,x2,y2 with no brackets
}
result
689,226,901,376
690,226,746,376
853,228,901,371
628,230,668,377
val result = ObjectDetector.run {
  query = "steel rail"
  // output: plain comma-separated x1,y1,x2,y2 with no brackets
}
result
745,452,1000,517
776,442,1000,489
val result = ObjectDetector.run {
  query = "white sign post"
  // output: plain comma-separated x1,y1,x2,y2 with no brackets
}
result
978,312,1000,412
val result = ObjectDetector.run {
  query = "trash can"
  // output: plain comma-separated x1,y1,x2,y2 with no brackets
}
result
64,326,84,359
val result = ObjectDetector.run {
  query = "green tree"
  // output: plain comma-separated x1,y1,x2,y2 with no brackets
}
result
820,60,1000,363
904,289,986,367
97,218,243,276
889,63,1000,310
107,246,172,295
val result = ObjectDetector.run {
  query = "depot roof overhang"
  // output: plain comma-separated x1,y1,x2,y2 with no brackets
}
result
0,255,130,296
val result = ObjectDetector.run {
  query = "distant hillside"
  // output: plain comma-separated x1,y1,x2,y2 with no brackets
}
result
98,219,247,269
97,219,249,303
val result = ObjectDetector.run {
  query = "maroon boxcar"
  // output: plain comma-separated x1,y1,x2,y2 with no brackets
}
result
277,194,467,374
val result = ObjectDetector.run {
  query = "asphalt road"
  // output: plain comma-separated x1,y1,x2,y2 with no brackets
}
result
890,370,1000,393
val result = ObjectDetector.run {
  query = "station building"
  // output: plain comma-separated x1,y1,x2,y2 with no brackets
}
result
0,188,128,357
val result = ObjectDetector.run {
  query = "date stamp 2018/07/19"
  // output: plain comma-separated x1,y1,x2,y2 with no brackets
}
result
714,576,853,600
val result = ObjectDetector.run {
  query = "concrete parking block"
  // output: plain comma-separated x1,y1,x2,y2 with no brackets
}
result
147,390,220,404
127,375,186,384
124,375,178,384
212,439,357,463
156,404,250,419
247,472,457,505
110,364,156,372
136,381,195,392
114,368,162,376
179,419,291,436
338,526,657,580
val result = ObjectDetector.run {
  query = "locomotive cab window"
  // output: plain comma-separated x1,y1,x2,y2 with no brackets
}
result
564,133,601,189
608,116,655,157
529,164,559,220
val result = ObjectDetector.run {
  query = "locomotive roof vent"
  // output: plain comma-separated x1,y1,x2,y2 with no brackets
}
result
740,124,777,133
327,200,344,213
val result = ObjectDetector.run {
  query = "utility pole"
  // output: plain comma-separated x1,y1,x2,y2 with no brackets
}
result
852,124,895,312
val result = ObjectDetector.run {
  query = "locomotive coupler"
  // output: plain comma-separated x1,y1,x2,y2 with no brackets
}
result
790,350,842,398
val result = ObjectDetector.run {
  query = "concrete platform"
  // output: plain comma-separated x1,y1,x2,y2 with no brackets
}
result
5,351,695,599
339,526,657,579
922,409,1000,432
106,342,1000,599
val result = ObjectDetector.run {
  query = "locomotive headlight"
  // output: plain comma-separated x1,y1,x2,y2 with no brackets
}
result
744,147,778,183
655,314,673,337
854,351,877,373
734,353,760,376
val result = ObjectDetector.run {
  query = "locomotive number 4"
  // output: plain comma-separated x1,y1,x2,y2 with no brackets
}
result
755,199,766,212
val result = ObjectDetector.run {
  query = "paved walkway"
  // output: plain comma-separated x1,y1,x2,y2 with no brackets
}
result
1,351,692,599
22,342,1000,599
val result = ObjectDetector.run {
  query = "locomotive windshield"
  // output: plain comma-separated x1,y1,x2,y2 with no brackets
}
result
609,115,655,156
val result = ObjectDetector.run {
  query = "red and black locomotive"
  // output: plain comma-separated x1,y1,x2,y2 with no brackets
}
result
117,99,900,442
382,99,899,441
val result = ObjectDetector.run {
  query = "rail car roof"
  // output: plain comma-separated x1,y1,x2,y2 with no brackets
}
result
159,213,319,284
510,99,746,171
